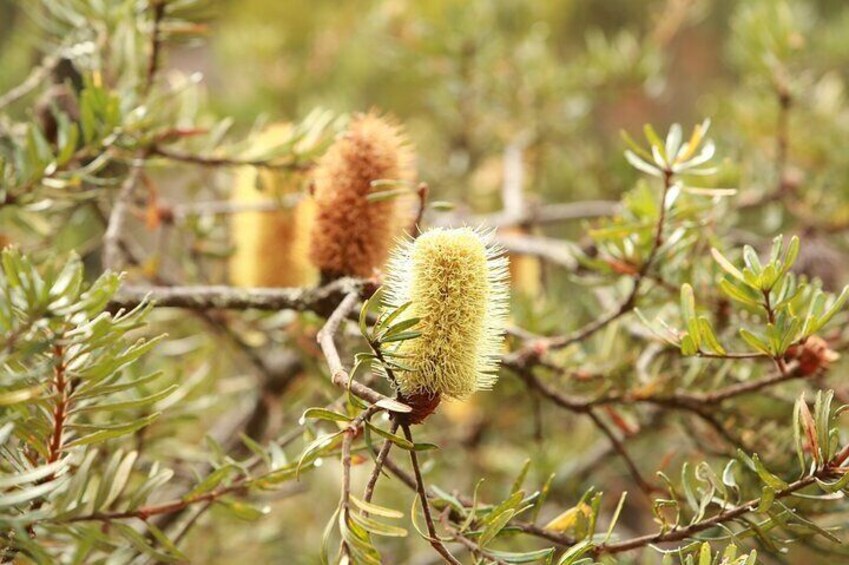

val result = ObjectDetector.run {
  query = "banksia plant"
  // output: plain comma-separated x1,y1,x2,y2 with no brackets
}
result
382,227,510,423
309,112,415,280
229,122,318,287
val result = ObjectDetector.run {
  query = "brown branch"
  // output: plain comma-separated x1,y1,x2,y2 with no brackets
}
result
108,278,365,316
401,424,463,565
516,358,806,413
437,200,620,228
144,0,167,95
586,409,658,496
102,156,147,271
149,145,312,171
410,182,429,238
47,343,68,465
63,481,300,525
315,292,411,413
775,87,792,196
363,422,398,507
170,195,302,219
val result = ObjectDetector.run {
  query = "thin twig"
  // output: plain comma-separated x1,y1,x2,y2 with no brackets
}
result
586,409,658,496
102,156,147,270
401,424,463,565
436,200,620,228
363,422,398,508
144,0,167,95
0,53,58,110
316,292,411,412
171,195,302,219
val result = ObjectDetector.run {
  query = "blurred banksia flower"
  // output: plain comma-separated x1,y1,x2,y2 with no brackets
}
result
501,226,543,298
229,122,317,287
309,112,415,280
382,228,509,423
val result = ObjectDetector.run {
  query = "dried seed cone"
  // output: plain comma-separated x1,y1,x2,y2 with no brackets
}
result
229,122,317,287
383,228,510,402
309,112,415,279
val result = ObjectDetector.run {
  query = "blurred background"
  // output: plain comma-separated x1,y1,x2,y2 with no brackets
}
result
2,0,849,563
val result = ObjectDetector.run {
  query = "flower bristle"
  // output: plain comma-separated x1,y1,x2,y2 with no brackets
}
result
383,227,510,401
229,122,317,288
309,111,416,279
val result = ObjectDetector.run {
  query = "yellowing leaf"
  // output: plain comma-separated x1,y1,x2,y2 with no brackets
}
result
543,503,592,533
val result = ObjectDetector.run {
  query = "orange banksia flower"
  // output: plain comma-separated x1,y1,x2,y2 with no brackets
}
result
309,112,415,280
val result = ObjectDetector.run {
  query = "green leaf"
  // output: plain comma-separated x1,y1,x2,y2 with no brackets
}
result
698,317,726,355
301,407,352,423
0,458,69,488
739,329,772,356
712,248,745,282
719,278,762,307
643,124,666,159
364,422,414,450
0,475,69,507
366,187,409,202
350,495,404,518
478,508,515,546
681,334,698,356
380,317,420,340
751,454,788,490
486,548,556,563
349,510,408,537
380,330,422,343
220,499,271,521
71,385,177,414
183,464,239,501
757,486,776,513
604,492,628,543
65,413,160,448
742,245,762,274
556,540,593,565
680,284,700,351
511,458,532,495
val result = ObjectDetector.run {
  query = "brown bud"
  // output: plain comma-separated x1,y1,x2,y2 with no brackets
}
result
786,336,839,376
395,390,441,425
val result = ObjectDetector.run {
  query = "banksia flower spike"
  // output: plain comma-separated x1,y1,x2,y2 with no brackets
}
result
309,112,415,280
230,122,317,288
382,227,510,423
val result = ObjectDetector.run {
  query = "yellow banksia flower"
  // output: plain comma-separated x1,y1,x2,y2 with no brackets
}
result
229,122,317,288
383,228,510,414
309,112,415,279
